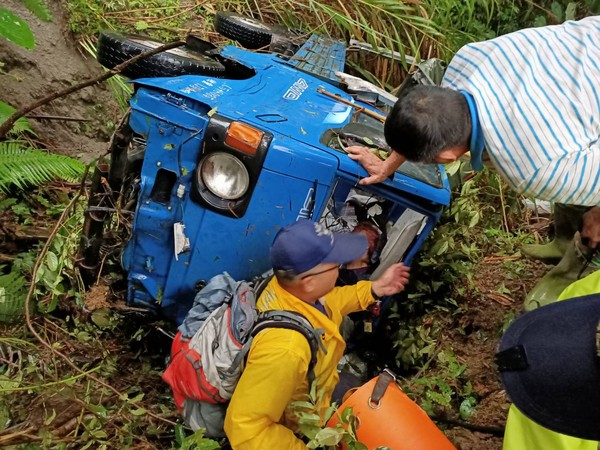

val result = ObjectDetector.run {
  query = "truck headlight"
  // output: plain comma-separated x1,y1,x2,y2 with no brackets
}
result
200,152,250,200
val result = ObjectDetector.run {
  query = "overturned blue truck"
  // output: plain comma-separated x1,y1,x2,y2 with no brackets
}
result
79,12,450,330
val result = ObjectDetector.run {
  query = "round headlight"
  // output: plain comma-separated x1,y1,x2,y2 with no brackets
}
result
200,153,250,200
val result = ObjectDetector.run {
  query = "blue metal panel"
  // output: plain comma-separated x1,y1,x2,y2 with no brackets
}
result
132,49,356,150
284,35,346,85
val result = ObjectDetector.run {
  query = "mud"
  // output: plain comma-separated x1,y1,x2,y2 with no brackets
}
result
0,0,120,161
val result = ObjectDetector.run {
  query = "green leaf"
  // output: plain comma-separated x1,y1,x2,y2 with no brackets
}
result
21,0,52,21
436,240,449,256
0,101,33,137
314,427,344,446
323,404,337,423
0,141,84,193
128,392,145,403
341,406,353,423
135,21,149,31
565,3,577,20
533,15,547,28
0,198,17,210
587,0,600,13
468,211,480,228
459,397,476,420
289,401,315,409
87,404,108,418
129,407,147,416
43,408,56,425
299,413,321,425
174,424,186,445
550,2,564,21
0,8,35,49
45,252,58,272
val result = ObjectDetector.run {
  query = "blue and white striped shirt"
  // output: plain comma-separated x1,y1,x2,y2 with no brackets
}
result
442,16,600,205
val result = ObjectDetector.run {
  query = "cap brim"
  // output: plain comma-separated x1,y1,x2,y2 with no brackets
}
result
498,294,600,440
321,232,368,267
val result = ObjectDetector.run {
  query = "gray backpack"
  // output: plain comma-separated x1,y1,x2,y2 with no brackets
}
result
162,272,325,438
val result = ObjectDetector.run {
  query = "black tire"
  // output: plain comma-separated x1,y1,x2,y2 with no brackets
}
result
214,12,278,49
97,32,226,79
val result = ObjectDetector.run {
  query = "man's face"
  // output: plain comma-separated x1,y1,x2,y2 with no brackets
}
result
300,263,340,299
433,145,469,164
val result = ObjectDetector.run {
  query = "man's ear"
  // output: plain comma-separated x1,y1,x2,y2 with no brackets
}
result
300,276,317,294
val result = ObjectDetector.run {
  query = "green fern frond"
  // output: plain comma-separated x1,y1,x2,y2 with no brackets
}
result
20,0,52,22
0,141,85,193
0,270,27,321
0,100,34,137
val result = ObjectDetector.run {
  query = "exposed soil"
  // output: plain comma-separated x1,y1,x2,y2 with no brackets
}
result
0,2,555,449
428,256,547,449
0,0,120,162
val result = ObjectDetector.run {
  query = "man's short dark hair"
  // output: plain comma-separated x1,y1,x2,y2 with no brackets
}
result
274,268,297,284
384,85,471,162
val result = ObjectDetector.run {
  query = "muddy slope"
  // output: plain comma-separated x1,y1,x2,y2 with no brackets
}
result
0,0,119,161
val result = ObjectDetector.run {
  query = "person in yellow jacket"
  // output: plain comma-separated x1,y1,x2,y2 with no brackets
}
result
499,270,600,449
224,219,411,450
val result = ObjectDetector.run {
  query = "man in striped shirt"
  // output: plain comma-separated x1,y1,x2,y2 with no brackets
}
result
347,16,600,248
348,15,600,450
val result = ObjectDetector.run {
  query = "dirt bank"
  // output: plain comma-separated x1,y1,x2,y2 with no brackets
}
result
0,0,119,161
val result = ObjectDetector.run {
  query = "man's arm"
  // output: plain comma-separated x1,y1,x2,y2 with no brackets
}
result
327,263,410,316
346,146,406,185
224,330,310,450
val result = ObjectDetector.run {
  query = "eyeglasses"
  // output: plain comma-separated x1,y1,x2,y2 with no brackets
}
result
300,264,343,279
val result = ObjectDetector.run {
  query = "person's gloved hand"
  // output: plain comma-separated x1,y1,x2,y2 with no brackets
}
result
580,206,600,249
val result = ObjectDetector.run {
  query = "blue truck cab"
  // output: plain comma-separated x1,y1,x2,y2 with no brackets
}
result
85,26,450,323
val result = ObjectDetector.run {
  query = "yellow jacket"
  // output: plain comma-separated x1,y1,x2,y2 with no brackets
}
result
224,277,375,450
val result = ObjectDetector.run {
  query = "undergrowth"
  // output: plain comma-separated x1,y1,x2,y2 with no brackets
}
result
1,0,588,448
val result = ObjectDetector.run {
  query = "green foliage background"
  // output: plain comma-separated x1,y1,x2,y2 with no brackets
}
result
1,0,599,448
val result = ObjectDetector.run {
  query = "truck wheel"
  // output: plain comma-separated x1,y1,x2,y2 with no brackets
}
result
214,12,278,49
97,32,226,79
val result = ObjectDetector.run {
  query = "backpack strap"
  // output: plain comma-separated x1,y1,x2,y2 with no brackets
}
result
253,272,274,298
228,309,326,387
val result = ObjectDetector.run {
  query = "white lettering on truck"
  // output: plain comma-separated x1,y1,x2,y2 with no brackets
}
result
283,78,308,100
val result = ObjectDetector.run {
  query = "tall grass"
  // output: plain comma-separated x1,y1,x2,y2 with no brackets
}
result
67,0,505,89
218,0,503,89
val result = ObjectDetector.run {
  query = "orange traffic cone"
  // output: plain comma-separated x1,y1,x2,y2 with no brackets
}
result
328,370,456,450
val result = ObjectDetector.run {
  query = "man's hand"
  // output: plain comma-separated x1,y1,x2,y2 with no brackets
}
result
371,263,410,298
346,146,406,185
346,146,389,184
581,206,600,249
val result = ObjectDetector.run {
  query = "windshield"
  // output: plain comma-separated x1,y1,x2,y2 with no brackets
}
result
324,115,443,188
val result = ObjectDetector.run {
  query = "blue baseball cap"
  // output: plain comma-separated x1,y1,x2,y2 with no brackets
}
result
270,220,368,275
496,294,600,441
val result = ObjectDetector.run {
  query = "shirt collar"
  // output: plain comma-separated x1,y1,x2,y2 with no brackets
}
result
460,91,484,171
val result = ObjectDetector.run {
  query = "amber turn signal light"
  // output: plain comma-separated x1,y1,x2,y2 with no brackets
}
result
225,122,264,155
